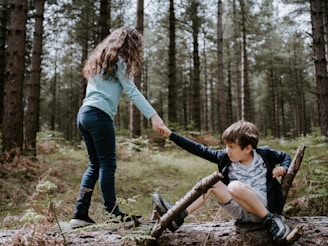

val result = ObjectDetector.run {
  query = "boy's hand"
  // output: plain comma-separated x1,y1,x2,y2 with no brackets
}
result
156,125,172,138
272,166,287,178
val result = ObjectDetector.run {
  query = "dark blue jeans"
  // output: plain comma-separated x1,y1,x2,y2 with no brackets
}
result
74,106,120,217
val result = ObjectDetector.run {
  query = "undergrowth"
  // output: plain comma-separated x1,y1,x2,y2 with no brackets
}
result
0,131,327,245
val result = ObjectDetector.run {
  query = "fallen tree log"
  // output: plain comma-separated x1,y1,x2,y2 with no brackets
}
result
1,216,326,245
156,216,328,246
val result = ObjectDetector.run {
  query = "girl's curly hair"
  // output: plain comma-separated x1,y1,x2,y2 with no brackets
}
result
82,26,143,79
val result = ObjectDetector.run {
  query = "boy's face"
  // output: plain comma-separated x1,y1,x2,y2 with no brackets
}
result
225,142,252,164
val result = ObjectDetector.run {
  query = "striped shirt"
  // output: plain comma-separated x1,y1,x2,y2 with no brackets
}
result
228,150,268,206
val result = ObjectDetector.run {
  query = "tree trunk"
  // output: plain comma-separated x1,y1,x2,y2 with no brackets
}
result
2,0,27,155
268,69,278,138
239,0,251,122
50,54,57,131
210,73,216,133
203,29,209,132
0,1,9,130
130,0,143,138
310,0,328,137
99,0,110,41
142,60,149,129
226,42,233,125
190,0,201,130
217,0,226,134
324,1,328,71
24,0,45,157
168,0,177,124
233,0,242,121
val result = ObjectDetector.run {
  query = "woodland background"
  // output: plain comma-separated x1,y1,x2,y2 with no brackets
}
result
0,0,328,245
0,0,327,158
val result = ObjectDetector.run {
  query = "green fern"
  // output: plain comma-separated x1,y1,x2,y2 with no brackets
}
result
121,233,155,245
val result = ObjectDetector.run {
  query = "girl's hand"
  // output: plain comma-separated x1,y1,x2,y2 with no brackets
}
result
151,114,164,131
272,166,287,178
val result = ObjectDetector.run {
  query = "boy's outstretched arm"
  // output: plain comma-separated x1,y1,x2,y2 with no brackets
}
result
156,126,223,164
157,125,172,138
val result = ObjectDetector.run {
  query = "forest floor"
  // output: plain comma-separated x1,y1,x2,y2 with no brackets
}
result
0,132,327,245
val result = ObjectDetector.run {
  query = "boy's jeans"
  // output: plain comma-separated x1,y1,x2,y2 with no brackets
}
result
74,106,120,217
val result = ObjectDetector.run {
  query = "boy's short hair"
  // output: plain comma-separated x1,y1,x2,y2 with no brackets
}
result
221,120,259,149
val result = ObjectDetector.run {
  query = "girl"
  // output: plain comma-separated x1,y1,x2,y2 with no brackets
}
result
70,27,164,228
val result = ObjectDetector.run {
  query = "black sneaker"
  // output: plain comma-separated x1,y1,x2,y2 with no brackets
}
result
152,193,187,232
70,214,95,228
262,213,290,244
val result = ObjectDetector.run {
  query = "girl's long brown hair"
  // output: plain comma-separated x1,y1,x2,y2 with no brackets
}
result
82,26,143,79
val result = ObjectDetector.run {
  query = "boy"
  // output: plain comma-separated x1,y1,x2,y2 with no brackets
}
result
153,120,291,244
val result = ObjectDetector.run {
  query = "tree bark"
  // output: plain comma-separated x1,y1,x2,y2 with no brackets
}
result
239,0,251,122
99,0,110,41
168,0,177,124
310,0,328,137
232,0,242,121
24,0,45,157
281,145,306,199
0,1,9,130
217,0,226,133
190,0,201,130
130,0,143,138
2,0,27,155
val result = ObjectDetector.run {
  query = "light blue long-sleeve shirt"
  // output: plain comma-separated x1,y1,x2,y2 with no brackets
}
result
81,58,157,120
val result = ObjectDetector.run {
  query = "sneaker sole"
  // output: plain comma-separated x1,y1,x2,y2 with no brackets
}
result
69,219,94,228
273,215,291,244
152,194,180,232
276,223,291,244
152,193,169,216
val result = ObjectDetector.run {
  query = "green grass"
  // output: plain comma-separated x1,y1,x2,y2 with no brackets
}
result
0,133,327,230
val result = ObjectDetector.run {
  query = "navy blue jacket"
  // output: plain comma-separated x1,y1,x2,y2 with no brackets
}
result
169,132,292,214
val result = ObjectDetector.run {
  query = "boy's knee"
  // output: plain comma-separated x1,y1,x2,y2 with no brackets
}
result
227,181,246,196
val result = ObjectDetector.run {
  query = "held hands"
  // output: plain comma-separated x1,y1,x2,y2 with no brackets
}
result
150,114,172,138
272,166,287,178
151,114,164,131
156,125,172,138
